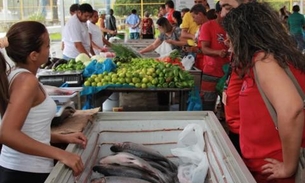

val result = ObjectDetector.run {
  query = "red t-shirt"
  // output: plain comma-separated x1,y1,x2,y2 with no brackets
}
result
224,70,243,134
167,9,175,25
199,20,229,77
239,62,305,172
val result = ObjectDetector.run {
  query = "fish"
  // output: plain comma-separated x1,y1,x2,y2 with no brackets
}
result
148,161,179,183
91,176,152,183
99,152,172,183
110,142,177,172
92,164,160,183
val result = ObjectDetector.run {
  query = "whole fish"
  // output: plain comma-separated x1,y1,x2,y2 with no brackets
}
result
99,152,171,183
92,164,160,183
91,176,152,183
110,142,177,172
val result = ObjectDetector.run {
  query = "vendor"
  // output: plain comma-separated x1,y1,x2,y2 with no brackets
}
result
0,21,87,183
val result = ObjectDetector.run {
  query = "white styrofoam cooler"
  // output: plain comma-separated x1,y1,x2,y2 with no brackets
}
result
45,111,256,183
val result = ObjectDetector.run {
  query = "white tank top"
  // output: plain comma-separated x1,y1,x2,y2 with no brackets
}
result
0,68,57,173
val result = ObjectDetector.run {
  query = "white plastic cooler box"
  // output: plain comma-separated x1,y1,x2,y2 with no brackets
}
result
45,111,256,183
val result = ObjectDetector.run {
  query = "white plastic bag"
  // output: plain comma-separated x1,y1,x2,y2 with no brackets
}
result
171,124,209,183
155,41,172,58
181,54,195,70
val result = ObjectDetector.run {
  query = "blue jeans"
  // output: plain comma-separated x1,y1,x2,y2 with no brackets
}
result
292,33,305,51
130,32,140,39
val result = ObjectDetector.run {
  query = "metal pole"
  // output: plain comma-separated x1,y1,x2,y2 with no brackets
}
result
141,0,143,18
300,0,303,14
2,0,8,20
59,0,65,32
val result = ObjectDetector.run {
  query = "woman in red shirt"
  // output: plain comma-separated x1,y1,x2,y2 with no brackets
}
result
223,2,305,182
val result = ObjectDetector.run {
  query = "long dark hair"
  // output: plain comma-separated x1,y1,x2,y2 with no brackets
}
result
173,11,182,27
222,2,305,77
0,21,47,116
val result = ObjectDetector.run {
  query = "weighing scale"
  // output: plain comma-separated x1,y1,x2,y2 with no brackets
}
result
49,92,77,126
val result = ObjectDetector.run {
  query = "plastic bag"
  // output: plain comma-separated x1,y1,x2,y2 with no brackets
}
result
83,59,116,78
216,63,230,94
155,41,172,58
171,124,209,183
187,87,202,111
181,54,195,70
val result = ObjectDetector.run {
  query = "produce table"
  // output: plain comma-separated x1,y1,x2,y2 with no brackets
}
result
91,87,192,111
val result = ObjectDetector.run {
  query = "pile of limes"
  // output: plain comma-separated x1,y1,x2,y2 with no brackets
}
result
84,58,195,88
54,59,86,71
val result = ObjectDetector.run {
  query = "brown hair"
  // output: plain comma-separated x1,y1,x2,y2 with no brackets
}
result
0,21,47,116
156,17,173,33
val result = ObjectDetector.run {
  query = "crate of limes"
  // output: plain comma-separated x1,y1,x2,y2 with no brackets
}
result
54,59,86,72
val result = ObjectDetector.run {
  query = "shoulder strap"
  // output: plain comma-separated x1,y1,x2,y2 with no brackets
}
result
8,68,30,89
254,66,305,129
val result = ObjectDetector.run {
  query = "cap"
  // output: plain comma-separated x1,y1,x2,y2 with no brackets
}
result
99,10,106,15
215,1,222,13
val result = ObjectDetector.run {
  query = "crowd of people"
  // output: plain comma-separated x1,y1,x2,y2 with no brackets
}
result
0,0,305,183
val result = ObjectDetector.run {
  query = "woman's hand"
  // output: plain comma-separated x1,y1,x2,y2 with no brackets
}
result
60,151,84,176
63,132,87,148
261,158,296,180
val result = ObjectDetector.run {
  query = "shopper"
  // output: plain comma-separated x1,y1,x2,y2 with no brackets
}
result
97,10,108,37
62,3,94,59
105,9,117,40
140,11,154,39
288,5,305,51
165,0,175,24
199,1,229,111
219,0,252,157
139,17,183,54
0,21,87,183
126,9,141,40
223,2,305,182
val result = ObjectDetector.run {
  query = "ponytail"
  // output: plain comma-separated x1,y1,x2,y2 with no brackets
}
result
0,52,9,116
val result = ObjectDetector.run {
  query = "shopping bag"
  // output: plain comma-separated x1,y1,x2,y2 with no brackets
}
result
155,41,172,58
181,54,195,71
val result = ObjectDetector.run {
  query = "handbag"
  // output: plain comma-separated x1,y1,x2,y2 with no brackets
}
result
254,66,305,182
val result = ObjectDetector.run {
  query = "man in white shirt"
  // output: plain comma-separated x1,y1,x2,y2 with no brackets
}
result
87,10,111,55
62,3,94,60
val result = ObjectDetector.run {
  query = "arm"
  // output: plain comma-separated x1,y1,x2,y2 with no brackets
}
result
201,41,227,57
102,37,111,47
181,29,195,40
257,53,304,178
74,42,90,56
99,18,115,35
51,132,87,148
0,73,83,175
139,38,162,54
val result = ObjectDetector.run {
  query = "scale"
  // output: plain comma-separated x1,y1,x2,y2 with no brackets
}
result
37,70,84,87
49,92,78,126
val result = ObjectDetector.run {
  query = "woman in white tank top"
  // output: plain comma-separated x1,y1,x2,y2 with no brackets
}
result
0,21,87,183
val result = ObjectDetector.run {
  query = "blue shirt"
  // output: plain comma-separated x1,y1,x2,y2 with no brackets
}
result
126,14,140,33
